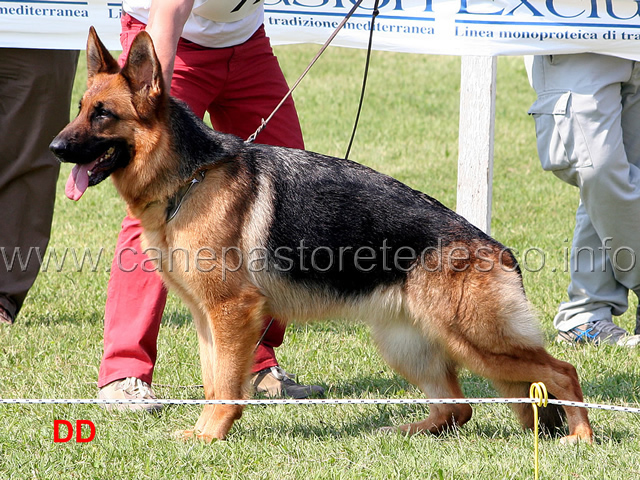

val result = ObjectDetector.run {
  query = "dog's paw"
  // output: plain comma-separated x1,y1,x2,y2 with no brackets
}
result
174,428,221,443
173,429,196,441
559,433,594,445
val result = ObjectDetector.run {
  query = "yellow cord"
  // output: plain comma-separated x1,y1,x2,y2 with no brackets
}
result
529,382,548,480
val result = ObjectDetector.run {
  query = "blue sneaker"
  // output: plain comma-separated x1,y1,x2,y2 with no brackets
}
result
557,320,635,346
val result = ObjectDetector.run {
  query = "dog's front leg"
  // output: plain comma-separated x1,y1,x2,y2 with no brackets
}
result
178,293,266,442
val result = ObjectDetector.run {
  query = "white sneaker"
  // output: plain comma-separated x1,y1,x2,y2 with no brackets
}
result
98,377,163,412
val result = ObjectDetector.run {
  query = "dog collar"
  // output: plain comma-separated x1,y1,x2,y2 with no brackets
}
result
166,170,206,223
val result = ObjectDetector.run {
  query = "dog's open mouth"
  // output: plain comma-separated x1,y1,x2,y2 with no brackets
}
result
65,145,126,201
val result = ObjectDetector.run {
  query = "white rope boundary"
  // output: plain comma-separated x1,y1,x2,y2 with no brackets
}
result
1,397,640,414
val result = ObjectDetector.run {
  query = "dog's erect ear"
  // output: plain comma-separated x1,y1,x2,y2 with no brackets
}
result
120,31,165,118
86,26,120,81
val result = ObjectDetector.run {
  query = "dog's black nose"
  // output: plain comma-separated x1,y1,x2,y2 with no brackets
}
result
49,137,68,161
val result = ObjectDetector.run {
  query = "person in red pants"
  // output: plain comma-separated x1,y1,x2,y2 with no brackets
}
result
97,0,324,410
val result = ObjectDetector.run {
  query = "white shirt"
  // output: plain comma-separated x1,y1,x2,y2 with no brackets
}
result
122,0,264,48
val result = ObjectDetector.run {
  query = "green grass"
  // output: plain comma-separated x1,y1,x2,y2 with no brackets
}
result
2,46,640,479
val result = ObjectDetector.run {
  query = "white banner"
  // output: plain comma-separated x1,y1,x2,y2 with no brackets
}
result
1,0,639,59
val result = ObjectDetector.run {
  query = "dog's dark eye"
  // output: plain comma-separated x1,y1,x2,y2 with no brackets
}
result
93,103,115,120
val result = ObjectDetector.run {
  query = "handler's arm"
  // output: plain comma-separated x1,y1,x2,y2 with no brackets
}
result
146,0,194,87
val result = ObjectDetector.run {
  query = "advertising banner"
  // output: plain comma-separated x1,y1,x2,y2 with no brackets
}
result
1,0,639,60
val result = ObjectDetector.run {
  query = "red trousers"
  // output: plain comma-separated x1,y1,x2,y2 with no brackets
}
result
98,15,304,388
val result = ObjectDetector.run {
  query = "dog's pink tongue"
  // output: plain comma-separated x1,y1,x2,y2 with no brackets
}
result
65,164,93,201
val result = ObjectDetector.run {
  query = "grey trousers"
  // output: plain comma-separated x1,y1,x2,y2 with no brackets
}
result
528,53,640,331
0,48,79,319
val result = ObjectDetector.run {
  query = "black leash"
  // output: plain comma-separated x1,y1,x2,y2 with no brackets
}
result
246,0,367,144
345,0,380,160
254,317,275,352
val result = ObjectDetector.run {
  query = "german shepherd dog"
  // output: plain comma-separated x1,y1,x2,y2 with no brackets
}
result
50,28,593,444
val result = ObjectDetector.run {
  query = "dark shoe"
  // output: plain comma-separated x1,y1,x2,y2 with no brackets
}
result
0,305,14,325
251,366,325,399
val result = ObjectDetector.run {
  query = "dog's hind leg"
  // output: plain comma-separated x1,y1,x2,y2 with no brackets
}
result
371,323,472,435
410,267,593,444
401,264,592,443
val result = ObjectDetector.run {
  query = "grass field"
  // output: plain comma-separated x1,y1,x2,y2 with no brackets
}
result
1,45,640,479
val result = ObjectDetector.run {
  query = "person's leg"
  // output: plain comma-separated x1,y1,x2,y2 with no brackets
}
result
98,16,173,408
98,216,168,387
0,48,78,322
97,215,168,410
554,203,629,335
100,17,220,378
100,19,234,397
529,53,640,344
620,61,640,336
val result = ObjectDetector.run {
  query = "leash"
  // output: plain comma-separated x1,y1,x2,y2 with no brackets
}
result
166,170,206,223
255,316,275,352
246,0,367,144
345,0,380,160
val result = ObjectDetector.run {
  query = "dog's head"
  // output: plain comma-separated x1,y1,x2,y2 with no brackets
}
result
50,27,166,200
